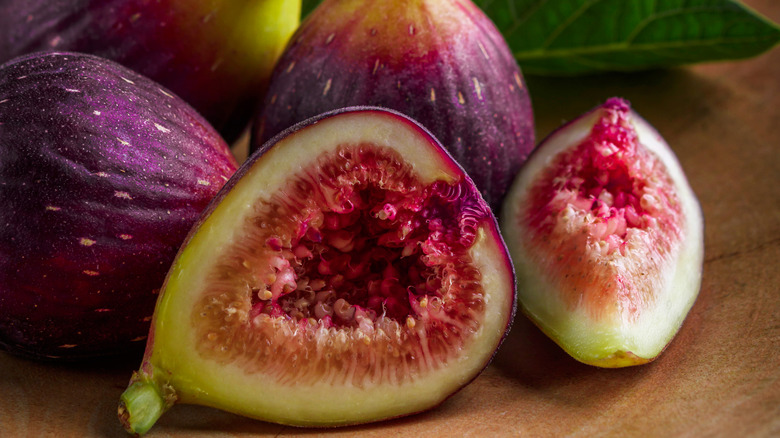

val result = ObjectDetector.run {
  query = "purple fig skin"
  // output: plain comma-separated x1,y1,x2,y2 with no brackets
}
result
0,51,238,360
252,0,535,213
0,0,298,142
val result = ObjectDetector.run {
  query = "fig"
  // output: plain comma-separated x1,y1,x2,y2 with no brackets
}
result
0,52,238,360
119,107,515,434
500,98,704,367
253,0,535,212
0,0,300,142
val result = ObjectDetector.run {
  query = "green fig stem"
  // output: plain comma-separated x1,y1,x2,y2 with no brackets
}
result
118,375,171,436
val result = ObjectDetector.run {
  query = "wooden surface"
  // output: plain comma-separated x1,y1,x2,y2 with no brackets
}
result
2,1,779,436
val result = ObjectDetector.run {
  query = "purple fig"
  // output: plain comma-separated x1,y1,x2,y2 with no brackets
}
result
0,0,301,142
0,51,238,360
253,0,535,212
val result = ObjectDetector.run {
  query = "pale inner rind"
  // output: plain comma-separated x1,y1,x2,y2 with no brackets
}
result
501,109,703,365
151,112,513,423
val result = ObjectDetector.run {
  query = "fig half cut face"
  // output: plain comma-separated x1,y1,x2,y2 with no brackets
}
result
119,107,516,434
501,98,704,367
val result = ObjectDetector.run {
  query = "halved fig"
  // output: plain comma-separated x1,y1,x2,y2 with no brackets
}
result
500,98,704,367
119,107,516,434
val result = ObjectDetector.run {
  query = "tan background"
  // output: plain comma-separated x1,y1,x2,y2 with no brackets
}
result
1,0,778,436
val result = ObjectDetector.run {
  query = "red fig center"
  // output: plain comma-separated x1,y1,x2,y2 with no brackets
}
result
523,100,684,319
193,143,488,386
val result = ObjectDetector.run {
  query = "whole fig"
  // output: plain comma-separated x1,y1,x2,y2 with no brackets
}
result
0,52,238,360
254,0,535,212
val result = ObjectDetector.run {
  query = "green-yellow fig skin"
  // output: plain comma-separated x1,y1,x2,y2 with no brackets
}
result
120,108,516,433
253,0,535,213
0,0,300,142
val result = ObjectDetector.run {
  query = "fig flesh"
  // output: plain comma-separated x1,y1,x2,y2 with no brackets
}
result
0,0,301,142
0,52,238,360
119,108,515,434
500,98,704,367
253,0,535,212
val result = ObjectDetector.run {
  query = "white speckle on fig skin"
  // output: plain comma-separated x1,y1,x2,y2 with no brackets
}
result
514,72,524,89
323,78,332,97
79,238,96,247
158,88,174,99
154,123,171,133
477,41,490,60
472,77,483,101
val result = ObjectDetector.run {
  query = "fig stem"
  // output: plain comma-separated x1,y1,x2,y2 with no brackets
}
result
118,378,168,435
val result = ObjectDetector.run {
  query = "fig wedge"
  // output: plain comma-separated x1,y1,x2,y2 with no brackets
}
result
500,98,704,367
119,108,515,434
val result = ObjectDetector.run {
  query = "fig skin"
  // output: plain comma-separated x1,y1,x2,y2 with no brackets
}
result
500,98,704,368
119,107,516,434
0,51,238,360
0,0,300,142
253,0,535,213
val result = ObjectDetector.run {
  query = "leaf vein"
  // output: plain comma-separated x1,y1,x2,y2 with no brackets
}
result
542,0,604,49
625,6,743,44
516,34,779,61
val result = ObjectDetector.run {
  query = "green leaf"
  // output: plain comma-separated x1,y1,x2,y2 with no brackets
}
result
293,0,780,75
301,0,322,19
475,0,780,75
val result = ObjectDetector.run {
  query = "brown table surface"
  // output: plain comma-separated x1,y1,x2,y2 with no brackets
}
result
2,1,779,436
